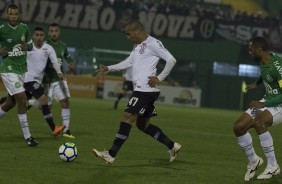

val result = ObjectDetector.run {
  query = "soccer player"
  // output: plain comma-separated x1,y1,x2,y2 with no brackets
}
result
28,23,75,138
93,20,181,165
25,27,65,136
0,4,38,146
233,36,281,181
114,67,133,109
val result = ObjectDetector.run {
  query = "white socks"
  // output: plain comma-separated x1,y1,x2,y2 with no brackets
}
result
62,108,70,132
18,114,31,139
237,132,258,163
259,131,277,167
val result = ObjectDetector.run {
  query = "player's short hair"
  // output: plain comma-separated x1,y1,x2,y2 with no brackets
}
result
6,4,20,13
34,27,44,32
49,23,60,28
250,36,269,51
126,20,144,31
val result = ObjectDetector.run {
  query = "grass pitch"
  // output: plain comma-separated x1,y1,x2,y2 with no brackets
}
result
0,98,282,184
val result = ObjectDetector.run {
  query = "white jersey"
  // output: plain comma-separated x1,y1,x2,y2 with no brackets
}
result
123,67,133,81
25,43,58,84
108,36,175,92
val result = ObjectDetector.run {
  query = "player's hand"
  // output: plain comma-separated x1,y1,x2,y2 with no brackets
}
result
0,48,8,57
97,65,108,78
148,76,160,87
249,100,265,109
57,73,64,80
20,43,29,51
246,83,257,91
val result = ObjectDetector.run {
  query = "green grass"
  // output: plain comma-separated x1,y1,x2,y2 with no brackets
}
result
0,98,282,184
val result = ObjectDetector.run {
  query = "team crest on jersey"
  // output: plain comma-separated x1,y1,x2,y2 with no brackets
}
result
7,65,12,70
139,43,147,54
15,82,21,88
266,74,273,82
6,38,13,43
21,34,26,42
33,82,40,89
8,44,25,57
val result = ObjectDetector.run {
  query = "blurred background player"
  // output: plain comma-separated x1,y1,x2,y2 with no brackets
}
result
0,4,38,146
25,27,65,136
114,67,133,109
28,23,75,138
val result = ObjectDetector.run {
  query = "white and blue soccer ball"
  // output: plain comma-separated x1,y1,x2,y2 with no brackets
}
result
59,142,78,162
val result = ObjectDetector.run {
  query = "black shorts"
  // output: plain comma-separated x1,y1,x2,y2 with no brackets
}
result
24,81,45,99
123,80,133,91
124,91,159,118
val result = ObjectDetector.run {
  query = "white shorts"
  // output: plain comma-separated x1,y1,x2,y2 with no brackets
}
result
47,80,70,105
1,73,25,95
245,99,282,125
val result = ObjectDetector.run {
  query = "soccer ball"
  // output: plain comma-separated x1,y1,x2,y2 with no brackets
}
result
58,142,78,162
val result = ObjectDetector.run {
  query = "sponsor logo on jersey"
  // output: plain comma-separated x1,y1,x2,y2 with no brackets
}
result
266,74,273,82
264,81,279,94
8,44,26,57
273,60,282,76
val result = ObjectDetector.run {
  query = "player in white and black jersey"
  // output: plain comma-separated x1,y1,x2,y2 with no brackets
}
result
24,27,65,136
114,67,133,109
93,20,181,165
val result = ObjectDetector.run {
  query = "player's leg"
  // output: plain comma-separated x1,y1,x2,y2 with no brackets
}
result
93,92,148,164
254,109,281,180
136,107,181,162
1,73,38,146
0,94,16,117
25,82,65,136
53,80,74,138
0,96,7,105
233,110,262,181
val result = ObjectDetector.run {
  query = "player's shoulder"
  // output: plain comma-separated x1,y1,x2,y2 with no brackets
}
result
43,42,56,50
58,40,68,48
0,22,8,31
18,22,29,29
147,36,164,47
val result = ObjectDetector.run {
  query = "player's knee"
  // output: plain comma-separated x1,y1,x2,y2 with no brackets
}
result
253,119,266,133
121,112,136,124
233,121,246,136
136,118,149,131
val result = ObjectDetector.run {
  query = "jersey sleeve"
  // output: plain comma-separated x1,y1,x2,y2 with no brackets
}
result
25,24,33,51
149,40,174,62
63,46,74,64
48,45,58,64
265,60,282,107
108,53,133,72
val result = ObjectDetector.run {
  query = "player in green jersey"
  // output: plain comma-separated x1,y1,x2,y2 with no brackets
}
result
28,23,75,138
233,37,281,181
0,4,38,146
